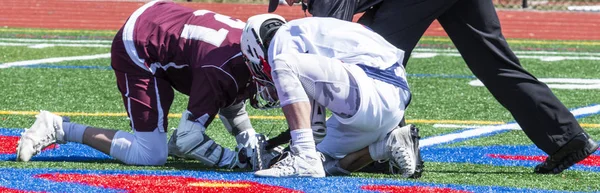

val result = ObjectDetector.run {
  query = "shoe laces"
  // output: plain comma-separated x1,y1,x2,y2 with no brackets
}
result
21,129,55,153
389,145,413,177
269,152,296,175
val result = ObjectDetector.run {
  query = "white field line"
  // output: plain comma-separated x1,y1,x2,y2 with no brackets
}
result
469,78,600,90
420,104,600,147
414,48,600,56
411,52,600,61
412,48,600,61
568,5,600,12
0,38,111,44
0,42,110,48
520,55,600,61
0,53,111,69
2,38,599,60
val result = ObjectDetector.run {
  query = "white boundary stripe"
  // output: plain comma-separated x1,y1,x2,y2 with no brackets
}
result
0,42,110,48
3,38,599,56
0,38,111,44
568,5,600,12
520,55,600,61
469,78,600,90
413,48,600,56
410,52,600,61
421,123,520,147
0,53,111,69
412,48,600,61
420,104,600,147
571,104,600,116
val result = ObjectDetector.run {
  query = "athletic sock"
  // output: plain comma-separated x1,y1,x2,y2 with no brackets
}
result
369,139,389,161
291,128,318,158
235,129,257,145
62,122,87,143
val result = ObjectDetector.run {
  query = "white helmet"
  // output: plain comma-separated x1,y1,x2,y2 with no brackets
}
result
241,13,286,109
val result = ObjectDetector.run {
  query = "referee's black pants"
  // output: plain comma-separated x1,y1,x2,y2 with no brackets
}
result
359,0,584,155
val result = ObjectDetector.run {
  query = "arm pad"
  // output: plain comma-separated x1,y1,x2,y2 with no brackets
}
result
219,101,253,136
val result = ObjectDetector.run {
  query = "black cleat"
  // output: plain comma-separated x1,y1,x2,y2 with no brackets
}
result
534,133,599,174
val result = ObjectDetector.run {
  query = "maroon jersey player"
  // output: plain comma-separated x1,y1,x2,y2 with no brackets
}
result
17,1,269,169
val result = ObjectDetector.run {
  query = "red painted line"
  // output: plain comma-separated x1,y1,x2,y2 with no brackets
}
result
488,154,600,167
0,135,57,154
0,186,40,193
37,173,301,193
362,185,472,193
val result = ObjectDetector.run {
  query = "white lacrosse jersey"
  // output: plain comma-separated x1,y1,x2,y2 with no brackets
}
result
268,17,404,69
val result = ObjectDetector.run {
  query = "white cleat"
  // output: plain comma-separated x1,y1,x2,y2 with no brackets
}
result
386,125,417,178
254,147,325,178
16,110,66,162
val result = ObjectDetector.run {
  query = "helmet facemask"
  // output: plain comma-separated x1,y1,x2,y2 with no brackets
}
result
243,55,280,109
249,78,280,109
241,14,286,109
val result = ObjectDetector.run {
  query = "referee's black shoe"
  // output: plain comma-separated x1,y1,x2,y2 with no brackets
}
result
534,132,598,174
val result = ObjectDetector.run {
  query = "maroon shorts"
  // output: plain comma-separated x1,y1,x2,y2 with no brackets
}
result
111,28,174,133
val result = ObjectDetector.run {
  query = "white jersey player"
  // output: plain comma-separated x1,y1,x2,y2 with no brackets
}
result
240,14,421,178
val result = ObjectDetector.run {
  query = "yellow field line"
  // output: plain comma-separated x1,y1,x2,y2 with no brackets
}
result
2,110,598,128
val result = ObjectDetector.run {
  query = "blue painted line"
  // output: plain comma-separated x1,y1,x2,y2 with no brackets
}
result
0,128,596,192
0,128,112,162
0,128,26,136
0,167,583,193
0,168,119,193
423,144,600,173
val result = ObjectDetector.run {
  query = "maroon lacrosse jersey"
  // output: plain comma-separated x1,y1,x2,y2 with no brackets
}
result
115,1,251,127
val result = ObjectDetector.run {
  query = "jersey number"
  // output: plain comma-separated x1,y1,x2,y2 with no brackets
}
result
181,10,245,47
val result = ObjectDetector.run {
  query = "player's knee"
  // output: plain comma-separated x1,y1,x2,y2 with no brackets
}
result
130,139,168,166
110,130,168,166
